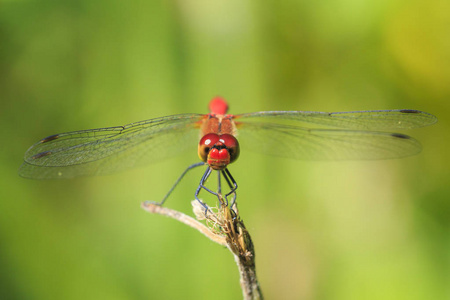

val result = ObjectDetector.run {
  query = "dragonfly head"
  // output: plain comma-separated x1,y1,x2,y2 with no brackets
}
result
198,133,240,170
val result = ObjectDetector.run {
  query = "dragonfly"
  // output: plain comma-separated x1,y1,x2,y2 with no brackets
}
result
19,97,437,211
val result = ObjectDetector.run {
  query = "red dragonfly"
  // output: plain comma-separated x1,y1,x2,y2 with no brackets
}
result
19,97,437,210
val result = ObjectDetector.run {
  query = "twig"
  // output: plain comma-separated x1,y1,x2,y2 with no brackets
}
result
141,201,263,300
141,202,226,245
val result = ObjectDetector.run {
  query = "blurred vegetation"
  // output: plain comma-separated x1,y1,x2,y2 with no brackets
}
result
1,0,449,299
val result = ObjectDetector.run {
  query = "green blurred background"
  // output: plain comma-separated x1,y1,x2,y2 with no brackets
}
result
1,0,449,299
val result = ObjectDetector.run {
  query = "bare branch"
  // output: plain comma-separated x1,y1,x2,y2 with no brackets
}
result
141,202,226,246
141,200,263,300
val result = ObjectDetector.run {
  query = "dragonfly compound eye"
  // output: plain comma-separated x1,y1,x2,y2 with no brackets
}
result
198,133,220,162
218,134,240,163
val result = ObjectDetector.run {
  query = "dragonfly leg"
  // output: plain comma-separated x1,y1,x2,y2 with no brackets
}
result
222,168,238,209
216,171,229,206
195,166,216,215
217,170,222,195
195,167,233,215
151,162,206,206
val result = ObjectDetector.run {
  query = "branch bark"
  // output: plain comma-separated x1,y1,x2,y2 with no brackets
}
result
141,201,263,300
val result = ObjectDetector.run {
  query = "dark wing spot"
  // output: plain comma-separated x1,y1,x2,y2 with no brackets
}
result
399,109,420,114
40,134,60,143
32,151,52,159
391,133,410,139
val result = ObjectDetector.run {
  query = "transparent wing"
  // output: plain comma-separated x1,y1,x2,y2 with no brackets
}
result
236,122,424,160
19,114,204,179
236,109,437,130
